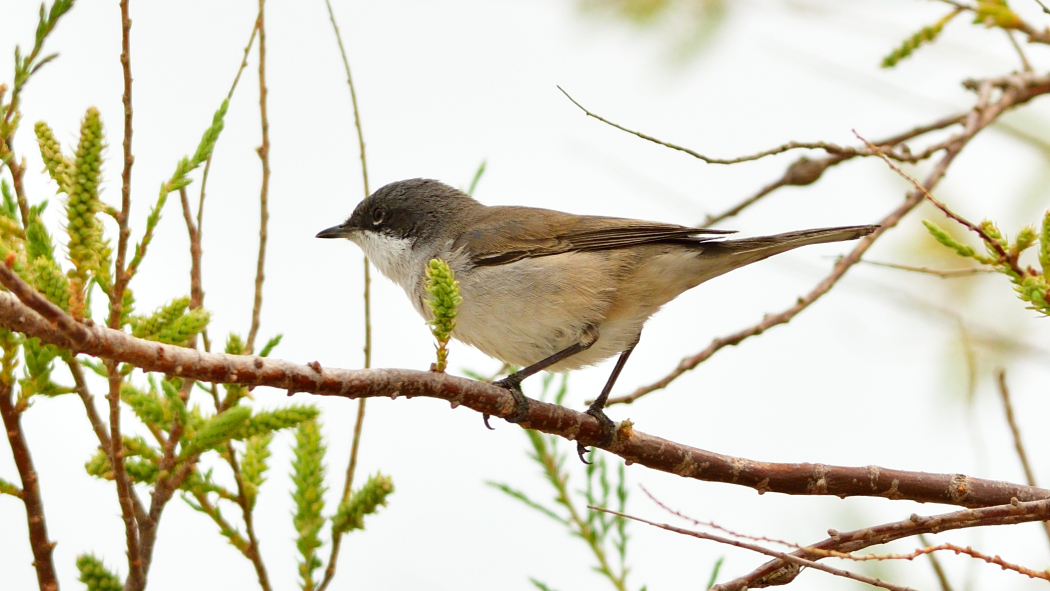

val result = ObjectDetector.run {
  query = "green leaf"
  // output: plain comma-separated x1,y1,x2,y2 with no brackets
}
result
258,333,282,357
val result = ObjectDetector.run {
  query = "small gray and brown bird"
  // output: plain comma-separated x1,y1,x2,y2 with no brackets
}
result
318,178,877,459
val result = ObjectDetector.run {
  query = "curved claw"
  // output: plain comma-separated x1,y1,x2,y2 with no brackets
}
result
492,377,531,424
482,413,495,430
575,406,616,464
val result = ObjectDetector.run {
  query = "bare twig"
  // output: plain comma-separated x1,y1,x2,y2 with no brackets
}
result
318,1,373,588
716,497,1050,590
918,534,955,591
1,281,1048,510
0,381,58,591
110,3,146,587
589,506,918,591
702,113,966,226
608,73,1050,406
855,258,994,278
996,369,1050,548
246,0,270,354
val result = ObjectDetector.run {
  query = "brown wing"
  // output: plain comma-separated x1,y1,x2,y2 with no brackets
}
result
458,205,735,266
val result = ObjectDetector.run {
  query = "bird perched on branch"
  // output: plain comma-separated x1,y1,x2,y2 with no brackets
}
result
318,178,877,460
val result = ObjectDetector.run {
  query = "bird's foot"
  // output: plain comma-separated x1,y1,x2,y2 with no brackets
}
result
488,376,531,426
576,405,616,464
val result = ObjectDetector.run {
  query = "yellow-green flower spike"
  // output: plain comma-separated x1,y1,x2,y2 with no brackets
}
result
34,120,73,194
76,554,122,591
66,107,112,309
331,472,394,534
424,258,462,372
292,418,327,590
882,10,959,68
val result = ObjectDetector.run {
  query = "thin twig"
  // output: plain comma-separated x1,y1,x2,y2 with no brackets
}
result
246,0,270,354
318,1,373,588
996,369,1050,548
2,281,1050,509
855,258,994,278
1005,29,1033,72
110,2,145,587
196,12,261,355
589,506,918,591
702,112,966,226
609,73,1050,406
918,534,955,591
716,496,1050,589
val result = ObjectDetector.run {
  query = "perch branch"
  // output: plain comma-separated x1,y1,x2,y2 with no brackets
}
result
0,275,1046,510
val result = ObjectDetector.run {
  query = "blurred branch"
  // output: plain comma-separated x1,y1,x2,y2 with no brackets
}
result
715,496,1050,590
246,0,270,354
996,368,1050,549
607,72,1050,406
590,506,917,591
855,258,994,278
317,1,374,589
1,277,1048,509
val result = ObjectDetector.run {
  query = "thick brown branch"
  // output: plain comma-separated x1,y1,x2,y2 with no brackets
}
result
0,382,58,591
0,287,1046,510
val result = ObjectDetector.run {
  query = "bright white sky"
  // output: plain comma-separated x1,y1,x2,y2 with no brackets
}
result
3,1,1050,590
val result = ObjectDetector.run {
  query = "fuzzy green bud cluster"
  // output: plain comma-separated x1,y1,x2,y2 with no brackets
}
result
233,405,320,439
292,418,327,589
34,121,73,194
925,211,1050,316
181,405,252,458
241,432,273,510
882,10,957,68
76,554,122,591
424,258,462,372
129,296,210,347
331,472,394,534
66,107,112,303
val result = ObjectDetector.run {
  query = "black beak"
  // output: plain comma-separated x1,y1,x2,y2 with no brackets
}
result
316,223,354,239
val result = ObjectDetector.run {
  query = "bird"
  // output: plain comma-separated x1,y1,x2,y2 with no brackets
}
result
317,178,877,460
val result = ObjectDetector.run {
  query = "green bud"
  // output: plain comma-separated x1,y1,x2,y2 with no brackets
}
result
76,554,123,591
331,472,395,534
292,418,327,589
181,405,252,458
424,258,462,372
241,432,273,510
34,120,73,194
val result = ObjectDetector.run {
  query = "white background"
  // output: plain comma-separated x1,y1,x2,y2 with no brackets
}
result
3,0,1050,589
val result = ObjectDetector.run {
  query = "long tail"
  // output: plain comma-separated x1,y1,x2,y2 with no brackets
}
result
696,224,878,280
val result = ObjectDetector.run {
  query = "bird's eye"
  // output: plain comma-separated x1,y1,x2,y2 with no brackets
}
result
372,207,385,224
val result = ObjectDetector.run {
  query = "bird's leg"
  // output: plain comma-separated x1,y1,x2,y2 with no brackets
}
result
577,336,639,463
484,326,599,428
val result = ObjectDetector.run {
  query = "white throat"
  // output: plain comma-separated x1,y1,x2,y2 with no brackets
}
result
350,231,426,294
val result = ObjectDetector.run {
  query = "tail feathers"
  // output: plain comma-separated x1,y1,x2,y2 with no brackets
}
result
699,224,878,276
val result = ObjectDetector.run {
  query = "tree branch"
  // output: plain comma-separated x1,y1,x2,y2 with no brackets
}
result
715,497,1050,589
0,380,58,591
0,279,1046,510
